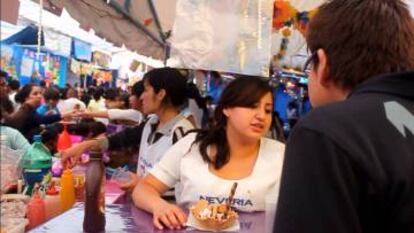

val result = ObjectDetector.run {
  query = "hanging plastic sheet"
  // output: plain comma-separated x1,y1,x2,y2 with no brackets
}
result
169,0,274,77
43,29,71,57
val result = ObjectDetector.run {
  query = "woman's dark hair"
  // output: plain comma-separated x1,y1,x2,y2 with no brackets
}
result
41,127,59,145
93,87,104,101
193,76,273,169
120,94,130,109
15,83,36,104
8,79,20,91
131,80,144,98
143,67,188,108
43,87,60,101
103,88,119,101
0,93,14,120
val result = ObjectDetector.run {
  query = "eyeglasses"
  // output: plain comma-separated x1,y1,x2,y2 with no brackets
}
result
303,51,317,76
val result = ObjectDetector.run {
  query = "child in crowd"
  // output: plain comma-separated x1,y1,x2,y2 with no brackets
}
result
36,87,60,116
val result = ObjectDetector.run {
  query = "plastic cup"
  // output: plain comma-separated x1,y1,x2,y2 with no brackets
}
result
265,193,278,233
72,165,86,201
111,167,130,183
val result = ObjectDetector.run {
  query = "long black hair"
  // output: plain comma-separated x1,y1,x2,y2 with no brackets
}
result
192,76,273,169
15,83,36,104
143,67,188,108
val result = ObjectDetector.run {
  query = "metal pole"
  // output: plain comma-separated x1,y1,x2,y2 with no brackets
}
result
147,0,166,43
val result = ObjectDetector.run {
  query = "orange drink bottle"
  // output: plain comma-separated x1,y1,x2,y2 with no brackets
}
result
60,169,75,212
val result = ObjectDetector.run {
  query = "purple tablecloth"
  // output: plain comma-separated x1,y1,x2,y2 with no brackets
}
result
29,202,266,233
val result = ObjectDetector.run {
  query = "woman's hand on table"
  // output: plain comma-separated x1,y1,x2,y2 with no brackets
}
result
152,202,187,230
117,172,140,192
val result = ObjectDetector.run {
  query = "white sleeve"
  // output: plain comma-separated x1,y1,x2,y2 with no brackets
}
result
107,109,143,123
149,133,196,188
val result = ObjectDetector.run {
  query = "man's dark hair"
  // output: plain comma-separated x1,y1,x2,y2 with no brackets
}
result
8,79,20,91
0,70,9,78
43,87,60,101
103,88,119,101
307,0,414,90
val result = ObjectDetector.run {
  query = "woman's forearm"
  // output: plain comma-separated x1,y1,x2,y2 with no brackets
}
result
85,111,109,119
132,181,166,213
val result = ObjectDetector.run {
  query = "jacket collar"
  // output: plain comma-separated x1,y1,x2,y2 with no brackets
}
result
349,71,414,99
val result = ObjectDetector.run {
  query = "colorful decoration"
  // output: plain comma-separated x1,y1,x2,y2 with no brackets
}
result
272,0,318,65
0,45,17,79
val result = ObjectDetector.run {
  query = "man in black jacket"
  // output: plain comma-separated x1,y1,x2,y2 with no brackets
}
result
274,1,414,233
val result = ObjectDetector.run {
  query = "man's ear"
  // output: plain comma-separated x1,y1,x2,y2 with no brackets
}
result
316,49,331,87
157,89,166,101
222,108,230,117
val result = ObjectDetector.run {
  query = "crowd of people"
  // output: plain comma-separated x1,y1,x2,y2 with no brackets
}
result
0,0,413,233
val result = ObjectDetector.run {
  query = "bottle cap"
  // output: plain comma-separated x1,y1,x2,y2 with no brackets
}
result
46,182,59,195
33,135,42,142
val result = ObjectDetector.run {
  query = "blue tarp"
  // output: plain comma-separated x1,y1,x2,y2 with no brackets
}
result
1,25,44,45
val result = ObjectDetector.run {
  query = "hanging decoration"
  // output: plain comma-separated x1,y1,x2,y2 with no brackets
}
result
0,45,17,79
70,58,94,77
272,0,318,65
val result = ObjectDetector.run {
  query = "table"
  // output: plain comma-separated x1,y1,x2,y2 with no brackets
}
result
105,181,127,204
29,202,266,233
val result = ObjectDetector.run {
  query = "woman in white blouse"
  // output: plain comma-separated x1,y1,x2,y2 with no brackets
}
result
132,76,285,230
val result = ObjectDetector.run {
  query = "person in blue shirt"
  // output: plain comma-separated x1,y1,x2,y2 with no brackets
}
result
36,87,60,116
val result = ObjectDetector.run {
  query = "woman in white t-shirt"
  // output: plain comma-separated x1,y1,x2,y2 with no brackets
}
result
132,76,285,230
61,68,194,190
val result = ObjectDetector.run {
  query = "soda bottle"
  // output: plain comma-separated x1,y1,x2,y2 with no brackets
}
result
83,146,106,232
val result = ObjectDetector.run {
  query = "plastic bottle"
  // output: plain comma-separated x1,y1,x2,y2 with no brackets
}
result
60,169,75,212
44,181,62,220
83,147,106,233
22,135,52,169
27,186,46,230
72,165,86,201
22,135,52,188
57,124,72,152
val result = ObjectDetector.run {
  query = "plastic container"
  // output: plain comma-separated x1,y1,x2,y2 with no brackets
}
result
21,135,52,187
21,135,52,169
57,124,72,152
70,135,83,145
26,189,46,230
72,165,86,201
1,137,23,194
51,157,64,177
44,182,62,220
83,147,106,233
60,169,75,212
111,166,130,184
